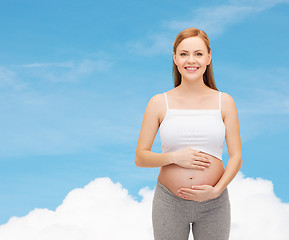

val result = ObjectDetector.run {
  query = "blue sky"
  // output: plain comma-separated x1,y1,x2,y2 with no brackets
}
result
0,0,289,225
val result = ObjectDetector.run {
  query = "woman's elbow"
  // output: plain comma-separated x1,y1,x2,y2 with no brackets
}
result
135,152,144,167
229,153,242,171
238,155,243,171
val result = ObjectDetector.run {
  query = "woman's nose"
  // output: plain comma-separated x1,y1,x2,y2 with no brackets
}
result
187,54,195,63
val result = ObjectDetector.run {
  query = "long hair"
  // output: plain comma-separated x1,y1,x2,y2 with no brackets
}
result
173,27,217,90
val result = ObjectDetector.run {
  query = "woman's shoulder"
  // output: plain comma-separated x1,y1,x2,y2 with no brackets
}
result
219,91,238,117
146,92,167,111
220,91,235,104
149,92,165,103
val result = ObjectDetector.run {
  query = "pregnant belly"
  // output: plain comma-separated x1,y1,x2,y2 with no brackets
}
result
157,153,225,198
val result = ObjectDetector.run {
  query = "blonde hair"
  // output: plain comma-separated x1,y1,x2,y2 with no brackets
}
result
173,27,217,90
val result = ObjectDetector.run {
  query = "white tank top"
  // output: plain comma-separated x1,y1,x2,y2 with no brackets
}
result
159,92,226,160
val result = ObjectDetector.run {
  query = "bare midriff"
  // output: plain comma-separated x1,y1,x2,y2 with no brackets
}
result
158,152,224,198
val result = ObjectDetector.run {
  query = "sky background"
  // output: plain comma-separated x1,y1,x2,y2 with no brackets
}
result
0,0,289,237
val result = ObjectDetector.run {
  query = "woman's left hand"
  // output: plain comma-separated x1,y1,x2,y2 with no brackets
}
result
177,185,220,202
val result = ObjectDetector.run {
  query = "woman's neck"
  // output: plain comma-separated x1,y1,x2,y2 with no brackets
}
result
177,77,210,96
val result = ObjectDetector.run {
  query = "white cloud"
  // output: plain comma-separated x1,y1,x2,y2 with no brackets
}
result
168,0,289,36
228,0,289,9
127,33,173,56
130,0,289,55
169,0,289,36
0,178,153,240
167,5,254,37
1,53,113,90
0,174,288,240
20,62,74,68
229,173,289,240
0,66,25,90
0,55,118,157
18,58,113,83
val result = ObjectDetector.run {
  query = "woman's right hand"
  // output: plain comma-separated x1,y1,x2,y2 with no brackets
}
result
171,148,211,169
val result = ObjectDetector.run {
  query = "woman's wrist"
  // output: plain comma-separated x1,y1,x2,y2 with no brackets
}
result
165,152,176,165
213,185,224,197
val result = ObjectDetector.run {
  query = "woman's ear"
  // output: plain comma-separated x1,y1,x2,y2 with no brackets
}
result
173,52,177,65
207,52,212,65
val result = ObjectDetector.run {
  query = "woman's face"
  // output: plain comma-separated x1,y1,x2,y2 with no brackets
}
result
173,36,211,83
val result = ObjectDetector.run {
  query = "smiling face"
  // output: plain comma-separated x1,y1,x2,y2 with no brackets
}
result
173,36,211,83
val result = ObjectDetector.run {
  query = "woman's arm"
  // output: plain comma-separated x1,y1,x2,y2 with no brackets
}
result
135,94,174,168
178,93,242,201
213,92,242,194
135,94,211,169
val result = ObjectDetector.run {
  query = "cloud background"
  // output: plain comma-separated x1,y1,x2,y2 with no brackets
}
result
0,0,289,238
0,174,288,240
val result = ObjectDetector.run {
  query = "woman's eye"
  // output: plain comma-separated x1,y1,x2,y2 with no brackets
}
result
180,53,187,56
196,52,203,56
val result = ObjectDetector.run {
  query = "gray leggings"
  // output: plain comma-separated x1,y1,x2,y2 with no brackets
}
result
152,180,231,240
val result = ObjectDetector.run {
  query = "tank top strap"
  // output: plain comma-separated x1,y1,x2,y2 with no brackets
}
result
219,91,222,111
163,92,169,110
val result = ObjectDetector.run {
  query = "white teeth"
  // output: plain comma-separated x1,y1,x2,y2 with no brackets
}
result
186,67,197,71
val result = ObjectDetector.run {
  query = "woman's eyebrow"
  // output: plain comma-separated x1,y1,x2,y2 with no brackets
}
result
179,49,204,52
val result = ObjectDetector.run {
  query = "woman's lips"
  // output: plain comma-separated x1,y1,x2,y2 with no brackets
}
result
185,66,199,72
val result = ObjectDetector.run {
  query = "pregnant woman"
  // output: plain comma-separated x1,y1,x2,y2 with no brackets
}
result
135,27,242,240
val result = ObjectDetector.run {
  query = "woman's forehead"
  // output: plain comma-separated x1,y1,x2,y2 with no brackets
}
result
177,37,207,51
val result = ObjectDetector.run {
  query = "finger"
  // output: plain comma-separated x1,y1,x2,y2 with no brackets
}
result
193,150,209,158
193,160,210,167
190,186,204,191
193,156,211,164
191,185,211,190
180,190,201,197
178,191,191,199
190,161,210,169
198,151,210,158
190,164,206,170
178,187,191,191
194,151,211,162
178,188,195,194
179,191,201,201
179,194,189,200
